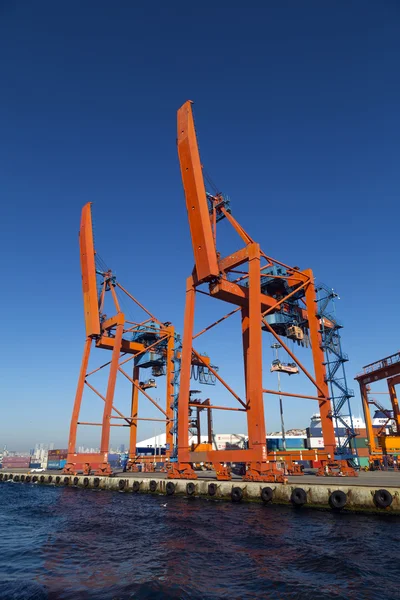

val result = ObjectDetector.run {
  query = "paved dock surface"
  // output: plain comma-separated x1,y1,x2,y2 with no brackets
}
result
3,468,400,487
107,469,400,487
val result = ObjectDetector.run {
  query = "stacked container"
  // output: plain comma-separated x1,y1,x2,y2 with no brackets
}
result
2,456,30,469
47,449,68,470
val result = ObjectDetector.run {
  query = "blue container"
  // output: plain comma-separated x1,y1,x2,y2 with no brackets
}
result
60,459,67,468
267,438,306,451
47,460,61,470
29,462,41,468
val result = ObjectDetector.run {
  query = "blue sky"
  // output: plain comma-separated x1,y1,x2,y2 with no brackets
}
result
1,2,399,450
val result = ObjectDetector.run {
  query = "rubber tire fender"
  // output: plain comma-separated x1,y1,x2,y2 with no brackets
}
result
132,480,140,493
25,475,31,483
374,489,393,509
47,476,53,483
13,475,20,482
32,476,38,483
166,482,175,496
208,483,217,497
0,473,3,481
329,490,347,510
291,487,307,506
186,482,196,496
63,477,70,485
83,477,89,487
73,477,79,486
93,477,100,488
261,487,273,503
231,486,243,503
39,476,45,483
118,479,126,490
149,480,157,493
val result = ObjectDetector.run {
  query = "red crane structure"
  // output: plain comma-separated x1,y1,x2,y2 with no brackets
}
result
169,101,357,482
64,203,176,475
65,203,215,475
355,352,400,456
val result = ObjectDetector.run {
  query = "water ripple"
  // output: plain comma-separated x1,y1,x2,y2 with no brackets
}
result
0,484,399,599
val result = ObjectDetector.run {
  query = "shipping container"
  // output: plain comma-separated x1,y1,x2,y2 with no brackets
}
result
47,460,61,470
60,459,67,468
352,437,369,449
48,449,68,458
267,437,306,451
308,427,348,437
358,457,370,468
29,462,41,468
355,447,370,457
2,457,30,468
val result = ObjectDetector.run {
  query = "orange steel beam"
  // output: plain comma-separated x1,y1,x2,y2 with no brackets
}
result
191,348,246,408
118,367,168,418
263,389,322,402
78,422,128,427
116,283,163,326
261,316,326,397
243,243,267,463
67,337,92,456
303,271,335,456
100,321,124,457
189,448,264,463
387,375,400,431
193,307,241,340
165,325,175,458
360,382,378,453
177,101,219,282
188,403,246,412
177,277,197,463
79,203,101,337
84,380,131,425
129,365,140,461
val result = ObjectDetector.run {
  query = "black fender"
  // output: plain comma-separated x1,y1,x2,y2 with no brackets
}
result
231,486,243,503
208,483,217,497
329,490,347,510
291,488,307,506
186,482,196,496
261,487,273,503
374,489,393,509
166,482,175,496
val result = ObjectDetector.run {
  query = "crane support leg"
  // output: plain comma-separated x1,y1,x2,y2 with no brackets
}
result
97,321,124,475
165,326,175,460
243,243,284,483
304,271,335,457
66,337,92,468
127,365,140,471
169,277,197,479
388,375,400,432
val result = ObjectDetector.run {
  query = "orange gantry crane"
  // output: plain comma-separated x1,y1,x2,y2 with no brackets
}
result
169,101,357,482
355,352,400,457
65,203,215,475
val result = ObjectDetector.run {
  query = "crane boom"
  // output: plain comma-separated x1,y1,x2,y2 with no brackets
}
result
79,203,100,337
177,101,219,282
